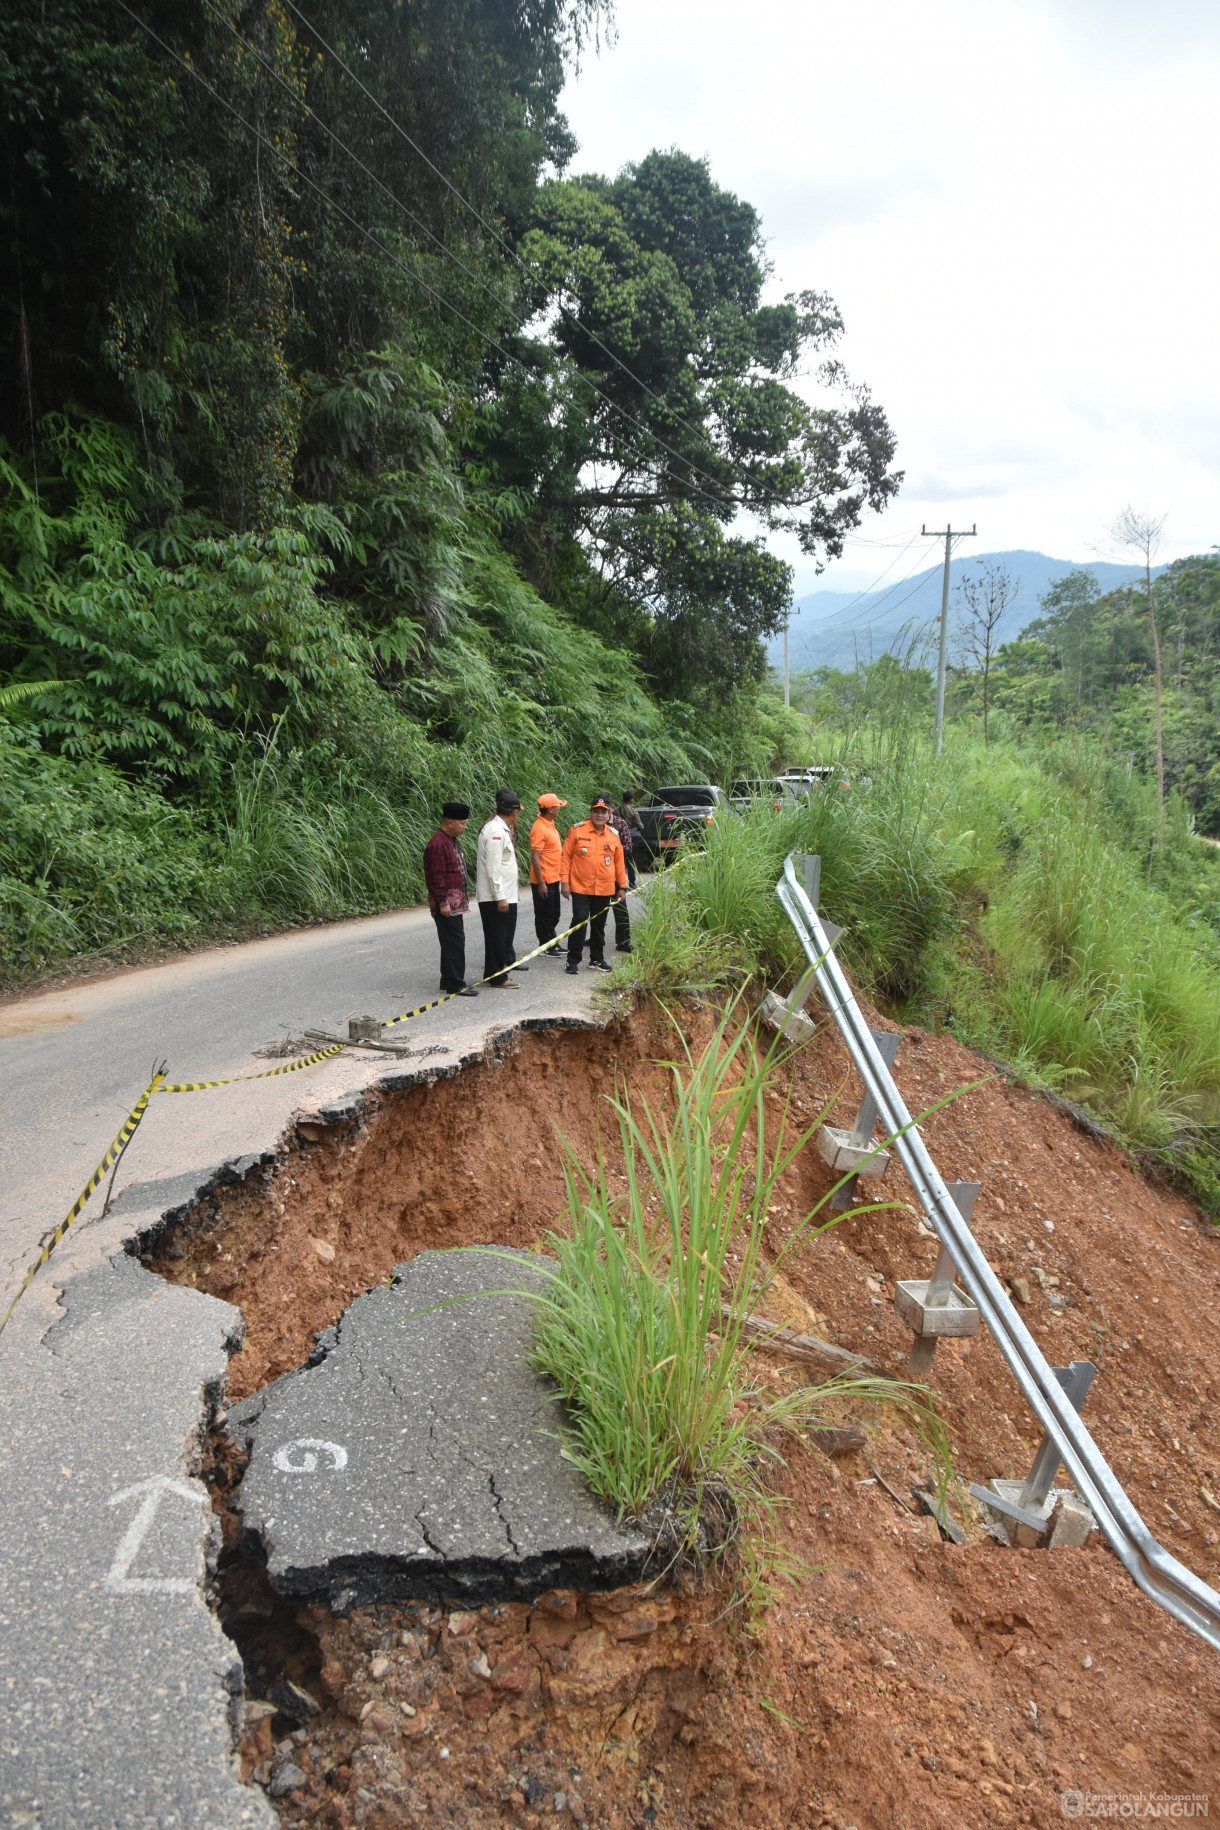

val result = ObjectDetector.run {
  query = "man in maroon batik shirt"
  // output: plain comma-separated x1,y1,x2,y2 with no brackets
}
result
423,802,478,996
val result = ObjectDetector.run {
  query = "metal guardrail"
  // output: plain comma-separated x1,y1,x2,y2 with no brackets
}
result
776,851,1220,1653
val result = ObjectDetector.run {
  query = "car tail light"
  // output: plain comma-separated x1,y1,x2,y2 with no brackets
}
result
705,815,713,825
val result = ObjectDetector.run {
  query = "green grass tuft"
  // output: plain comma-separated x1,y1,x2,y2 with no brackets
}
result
527,1003,954,1592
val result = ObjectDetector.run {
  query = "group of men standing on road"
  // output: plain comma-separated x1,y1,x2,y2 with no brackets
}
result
421,788,642,997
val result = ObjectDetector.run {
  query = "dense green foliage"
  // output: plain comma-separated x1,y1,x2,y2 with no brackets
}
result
615,711,1220,1219
0,0,899,978
956,556,1220,832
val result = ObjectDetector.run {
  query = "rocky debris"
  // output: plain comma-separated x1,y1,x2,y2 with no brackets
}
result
229,1249,649,1610
268,1762,307,1798
268,1680,321,1721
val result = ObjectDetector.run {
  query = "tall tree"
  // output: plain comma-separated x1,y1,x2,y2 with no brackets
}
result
482,151,901,701
955,560,1017,742
1112,507,1167,846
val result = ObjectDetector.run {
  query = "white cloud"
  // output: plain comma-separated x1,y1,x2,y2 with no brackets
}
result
561,0,1220,583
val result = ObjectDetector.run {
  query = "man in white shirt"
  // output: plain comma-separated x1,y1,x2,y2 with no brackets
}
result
475,787,524,988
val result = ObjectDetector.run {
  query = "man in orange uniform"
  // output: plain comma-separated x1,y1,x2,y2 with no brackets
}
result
560,795,626,975
529,791,567,953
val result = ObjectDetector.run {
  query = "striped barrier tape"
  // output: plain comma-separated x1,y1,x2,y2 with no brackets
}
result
0,897,625,1334
154,906,608,1085
0,1071,166,1339
157,1040,348,1093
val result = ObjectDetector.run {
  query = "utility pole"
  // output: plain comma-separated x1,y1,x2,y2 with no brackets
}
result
922,523,977,753
783,618,790,707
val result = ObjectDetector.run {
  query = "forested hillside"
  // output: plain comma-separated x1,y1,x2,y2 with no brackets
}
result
0,0,898,980
978,558,1220,832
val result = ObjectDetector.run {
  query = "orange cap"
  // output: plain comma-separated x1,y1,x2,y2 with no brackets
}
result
537,792,568,808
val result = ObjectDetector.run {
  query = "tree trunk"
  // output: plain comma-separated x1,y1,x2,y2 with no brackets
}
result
982,654,990,743
1147,561,1165,849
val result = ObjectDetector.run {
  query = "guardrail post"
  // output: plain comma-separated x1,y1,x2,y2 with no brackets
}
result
970,1362,1098,1547
895,1181,982,1372
1019,1360,1097,1509
823,1031,901,1209
760,856,840,1042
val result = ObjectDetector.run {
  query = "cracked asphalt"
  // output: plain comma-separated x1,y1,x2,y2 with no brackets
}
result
230,1250,647,1612
0,900,624,1828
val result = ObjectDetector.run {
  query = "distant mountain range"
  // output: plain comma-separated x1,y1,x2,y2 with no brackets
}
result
768,548,1168,676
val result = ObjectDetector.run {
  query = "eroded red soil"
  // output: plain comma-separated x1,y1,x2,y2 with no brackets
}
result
155,994,1220,1826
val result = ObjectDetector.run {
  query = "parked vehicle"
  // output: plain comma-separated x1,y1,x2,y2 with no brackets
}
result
778,764,849,794
634,784,735,864
728,777,804,813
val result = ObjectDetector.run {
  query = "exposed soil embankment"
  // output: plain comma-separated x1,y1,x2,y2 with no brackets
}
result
151,996,1220,1827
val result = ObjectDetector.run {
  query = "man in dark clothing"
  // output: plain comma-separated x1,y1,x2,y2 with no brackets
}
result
423,803,478,996
601,796,634,954
619,792,643,890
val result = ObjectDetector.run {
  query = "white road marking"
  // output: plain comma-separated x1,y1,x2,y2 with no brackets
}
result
105,1475,205,1594
272,1437,348,1473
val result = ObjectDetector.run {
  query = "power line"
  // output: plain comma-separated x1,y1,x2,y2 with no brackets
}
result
199,0,821,527
796,537,941,632
115,0,746,524
282,0,817,519
922,522,978,753
810,533,924,618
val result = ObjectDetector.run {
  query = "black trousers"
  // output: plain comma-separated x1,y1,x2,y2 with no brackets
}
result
479,899,518,984
569,892,612,964
432,910,467,991
612,892,631,950
532,880,561,948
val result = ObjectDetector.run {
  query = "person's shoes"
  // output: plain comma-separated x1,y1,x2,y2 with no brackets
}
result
456,985,479,998
514,963,529,972
565,963,580,976
589,958,613,973
489,976,520,989
616,942,633,954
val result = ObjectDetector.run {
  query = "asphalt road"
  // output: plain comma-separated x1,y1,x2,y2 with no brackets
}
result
0,902,610,1297
0,897,618,1829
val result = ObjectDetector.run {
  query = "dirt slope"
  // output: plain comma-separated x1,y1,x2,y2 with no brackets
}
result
153,996,1220,1826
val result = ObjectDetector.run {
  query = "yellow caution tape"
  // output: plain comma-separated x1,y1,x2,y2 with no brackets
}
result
1,897,626,1336
0,1071,166,1339
156,1041,347,1093
383,906,606,1026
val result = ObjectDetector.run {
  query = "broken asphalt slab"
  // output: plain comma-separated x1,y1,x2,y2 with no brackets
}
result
0,1252,274,1830
230,1249,649,1610
0,904,626,1827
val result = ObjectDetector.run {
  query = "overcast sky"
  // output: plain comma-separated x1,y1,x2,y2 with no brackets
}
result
561,0,1220,595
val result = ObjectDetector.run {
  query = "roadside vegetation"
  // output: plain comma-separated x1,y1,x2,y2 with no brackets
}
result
0,2,894,984
614,712,1220,1219
529,1005,953,1595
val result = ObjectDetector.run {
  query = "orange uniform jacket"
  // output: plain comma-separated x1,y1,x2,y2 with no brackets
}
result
560,820,626,896
529,816,563,886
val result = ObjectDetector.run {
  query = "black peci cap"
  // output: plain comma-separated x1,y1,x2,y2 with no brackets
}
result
442,801,470,819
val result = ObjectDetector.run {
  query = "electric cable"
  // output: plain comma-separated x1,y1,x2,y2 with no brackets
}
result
116,0,749,523
280,0,841,521
194,0,821,526
796,536,941,633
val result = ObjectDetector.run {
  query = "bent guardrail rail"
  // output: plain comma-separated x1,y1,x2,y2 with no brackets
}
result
776,851,1220,1653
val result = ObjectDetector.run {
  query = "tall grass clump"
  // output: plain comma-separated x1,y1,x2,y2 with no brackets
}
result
618,743,960,1007
529,1006,952,1587
981,800,1220,1148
